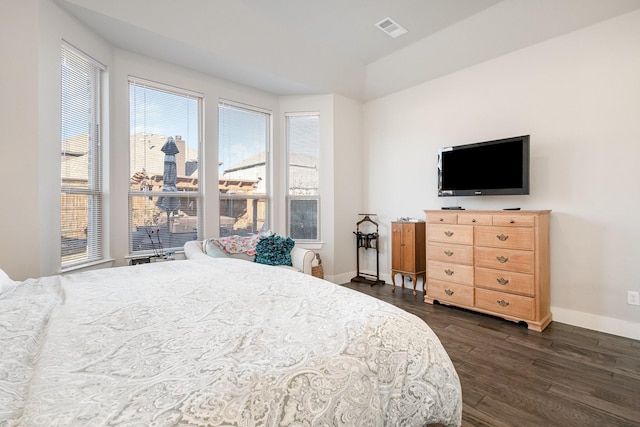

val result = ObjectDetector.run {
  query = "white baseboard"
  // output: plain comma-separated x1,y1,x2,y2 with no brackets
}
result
550,306,640,341
327,272,352,284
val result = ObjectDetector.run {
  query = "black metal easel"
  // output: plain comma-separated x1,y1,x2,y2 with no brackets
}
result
351,214,385,286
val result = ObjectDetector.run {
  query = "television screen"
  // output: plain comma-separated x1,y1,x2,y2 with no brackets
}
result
438,135,530,197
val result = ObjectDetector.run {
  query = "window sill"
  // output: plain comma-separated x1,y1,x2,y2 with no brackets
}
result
61,258,115,275
294,241,324,251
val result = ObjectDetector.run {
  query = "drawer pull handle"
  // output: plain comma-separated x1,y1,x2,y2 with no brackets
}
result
497,299,510,307
439,218,444,222
510,219,515,224
472,219,476,223
496,277,510,285
444,231,454,237
444,269,454,276
496,256,509,263
445,289,454,296
444,250,454,257
496,234,509,241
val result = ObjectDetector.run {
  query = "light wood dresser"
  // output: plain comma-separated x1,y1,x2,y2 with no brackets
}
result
424,210,551,331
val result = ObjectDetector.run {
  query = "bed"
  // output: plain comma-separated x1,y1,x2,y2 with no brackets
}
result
0,257,462,426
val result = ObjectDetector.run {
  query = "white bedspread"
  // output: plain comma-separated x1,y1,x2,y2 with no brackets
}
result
0,258,461,426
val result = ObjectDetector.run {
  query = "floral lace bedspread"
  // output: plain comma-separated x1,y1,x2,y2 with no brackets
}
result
0,258,462,426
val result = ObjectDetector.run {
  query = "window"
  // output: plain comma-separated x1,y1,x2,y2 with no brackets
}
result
129,79,202,255
218,102,270,236
286,113,320,241
60,44,105,267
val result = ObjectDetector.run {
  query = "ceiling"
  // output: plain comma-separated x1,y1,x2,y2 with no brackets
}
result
56,0,640,101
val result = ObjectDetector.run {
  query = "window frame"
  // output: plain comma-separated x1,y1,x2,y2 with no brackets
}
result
218,100,272,237
127,77,203,256
60,42,106,269
285,112,321,242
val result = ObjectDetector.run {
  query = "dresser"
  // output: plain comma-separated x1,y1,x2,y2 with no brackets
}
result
424,210,551,331
391,221,426,296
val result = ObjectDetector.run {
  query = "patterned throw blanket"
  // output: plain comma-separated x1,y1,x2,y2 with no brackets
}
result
211,234,260,255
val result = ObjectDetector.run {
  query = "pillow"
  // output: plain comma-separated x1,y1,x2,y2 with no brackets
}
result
204,239,229,258
213,235,260,255
0,268,16,295
254,234,295,266
204,238,256,262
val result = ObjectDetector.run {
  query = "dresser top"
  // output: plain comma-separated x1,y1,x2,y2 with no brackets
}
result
424,209,551,215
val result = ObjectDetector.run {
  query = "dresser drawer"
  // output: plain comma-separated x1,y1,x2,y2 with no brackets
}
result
475,267,534,296
492,215,535,227
428,279,474,307
427,224,473,245
475,247,534,273
427,213,458,224
475,226,534,250
458,214,492,226
428,260,473,285
475,288,534,320
427,242,473,265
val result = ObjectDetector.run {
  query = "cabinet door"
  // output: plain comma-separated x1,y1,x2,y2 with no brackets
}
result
400,223,417,272
391,223,403,271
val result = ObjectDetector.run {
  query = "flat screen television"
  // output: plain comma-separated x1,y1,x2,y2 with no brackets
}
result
438,135,530,197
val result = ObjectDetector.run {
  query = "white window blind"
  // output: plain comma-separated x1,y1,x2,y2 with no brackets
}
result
60,44,104,267
218,101,270,236
129,79,202,255
286,113,320,241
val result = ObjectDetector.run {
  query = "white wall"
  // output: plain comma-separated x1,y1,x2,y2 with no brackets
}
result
363,10,640,339
332,95,364,283
0,0,39,281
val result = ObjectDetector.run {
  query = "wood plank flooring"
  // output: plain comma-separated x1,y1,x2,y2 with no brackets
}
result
340,282,640,427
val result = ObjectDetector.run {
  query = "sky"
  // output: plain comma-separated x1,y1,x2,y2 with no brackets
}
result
129,84,320,177
130,83,199,152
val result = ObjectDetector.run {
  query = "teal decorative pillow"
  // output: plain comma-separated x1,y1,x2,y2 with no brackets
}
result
254,234,295,266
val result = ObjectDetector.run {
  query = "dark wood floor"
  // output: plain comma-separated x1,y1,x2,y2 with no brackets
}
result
340,282,640,427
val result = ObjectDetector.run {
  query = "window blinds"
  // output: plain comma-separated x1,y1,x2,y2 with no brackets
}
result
60,44,104,267
218,101,271,236
128,79,202,254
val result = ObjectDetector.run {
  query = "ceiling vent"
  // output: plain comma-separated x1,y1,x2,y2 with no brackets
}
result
375,17,408,38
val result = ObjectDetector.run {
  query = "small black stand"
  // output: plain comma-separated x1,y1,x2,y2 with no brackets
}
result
351,214,385,286
129,256,151,265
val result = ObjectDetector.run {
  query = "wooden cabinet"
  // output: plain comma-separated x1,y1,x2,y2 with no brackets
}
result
424,210,551,331
391,222,426,296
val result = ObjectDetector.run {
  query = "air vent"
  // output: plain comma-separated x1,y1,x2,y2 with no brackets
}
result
375,17,408,38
